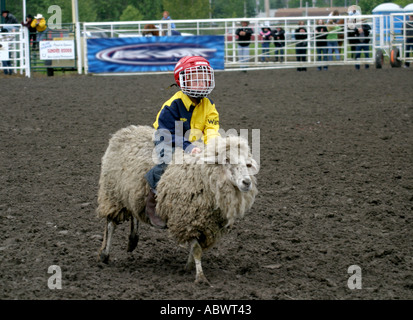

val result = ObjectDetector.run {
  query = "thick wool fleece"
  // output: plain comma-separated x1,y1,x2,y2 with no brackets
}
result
97,125,258,250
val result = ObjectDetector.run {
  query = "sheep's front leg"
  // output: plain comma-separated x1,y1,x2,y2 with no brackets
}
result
187,239,212,286
127,217,139,252
98,218,116,263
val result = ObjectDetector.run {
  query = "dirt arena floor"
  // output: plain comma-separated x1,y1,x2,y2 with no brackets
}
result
0,65,412,301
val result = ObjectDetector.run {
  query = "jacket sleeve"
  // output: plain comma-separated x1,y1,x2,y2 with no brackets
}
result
363,24,371,36
203,103,220,145
38,19,46,29
156,101,194,152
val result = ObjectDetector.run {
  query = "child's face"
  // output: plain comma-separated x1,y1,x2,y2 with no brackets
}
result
186,70,211,90
180,65,215,98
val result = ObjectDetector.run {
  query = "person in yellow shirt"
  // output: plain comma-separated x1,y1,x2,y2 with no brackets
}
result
144,56,219,228
30,13,47,43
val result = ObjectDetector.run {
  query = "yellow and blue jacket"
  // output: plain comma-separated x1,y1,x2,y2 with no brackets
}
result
153,91,220,152
31,18,47,32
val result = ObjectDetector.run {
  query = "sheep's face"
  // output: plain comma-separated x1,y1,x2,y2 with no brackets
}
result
201,136,259,192
216,136,258,192
224,156,257,192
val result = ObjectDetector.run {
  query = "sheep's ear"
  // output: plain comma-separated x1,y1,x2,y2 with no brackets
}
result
247,158,260,175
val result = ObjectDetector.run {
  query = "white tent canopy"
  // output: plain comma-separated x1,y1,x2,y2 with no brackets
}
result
372,3,403,13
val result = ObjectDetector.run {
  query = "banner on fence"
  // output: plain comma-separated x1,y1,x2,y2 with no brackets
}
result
40,40,75,60
86,35,225,73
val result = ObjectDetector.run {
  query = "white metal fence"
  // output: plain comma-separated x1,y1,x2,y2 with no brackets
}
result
83,15,384,73
388,13,413,67
0,24,30,77
1,13,412,76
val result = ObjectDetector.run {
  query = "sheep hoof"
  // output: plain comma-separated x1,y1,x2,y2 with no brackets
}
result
127,235,139,252
99,252,110,264
195,273,212,287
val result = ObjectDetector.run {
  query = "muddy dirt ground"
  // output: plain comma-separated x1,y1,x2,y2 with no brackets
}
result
0,65,412,301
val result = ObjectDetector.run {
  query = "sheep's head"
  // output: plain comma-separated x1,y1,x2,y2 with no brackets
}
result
201,135,259,192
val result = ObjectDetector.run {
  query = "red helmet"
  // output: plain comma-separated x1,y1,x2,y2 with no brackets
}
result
174,56,215,98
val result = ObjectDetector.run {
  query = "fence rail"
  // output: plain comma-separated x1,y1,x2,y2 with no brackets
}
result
1,13,412,77
0,24,30,77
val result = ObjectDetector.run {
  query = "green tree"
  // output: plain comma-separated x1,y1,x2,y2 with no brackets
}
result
120,5,143,21
394,0,411,7
53,0,97,23
137,0,163,20
359,0,384,14
5,0,97,23
94,0,125,21
163,0,210,19
212,0,256,18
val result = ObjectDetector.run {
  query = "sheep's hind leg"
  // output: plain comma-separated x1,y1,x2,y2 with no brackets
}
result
98,218,116,263
188,239,212,287
185,248,195,271
127,217,139,252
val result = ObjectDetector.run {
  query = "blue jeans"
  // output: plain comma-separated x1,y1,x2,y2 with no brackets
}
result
2,60,12,75
37,29,48,42
405,43,413,66
274,44,284,61
295,44,307,62
355,44,370,69
328,41,340,61
316,47,328,70
237,45,250,64
261,42,270,61
145,140,175,190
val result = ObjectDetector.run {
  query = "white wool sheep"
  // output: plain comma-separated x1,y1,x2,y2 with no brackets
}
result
97,125,258,284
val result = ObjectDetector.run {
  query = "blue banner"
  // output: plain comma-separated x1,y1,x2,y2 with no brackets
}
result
87,35,225,73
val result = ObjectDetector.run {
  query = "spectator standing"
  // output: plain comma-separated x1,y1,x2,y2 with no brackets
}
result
273,26,285,62
315,19,328,71
235,21,253,66
327,9,340,24
1,10,19,31
259,25,272,62
21,14,37,50
161,11,176,29
403,15,413,67
295,20,307,71
354,22,371,70
327,20,341,62
31,14,48,43
161,10,180,35
347,27,358,59
0,27,14,75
